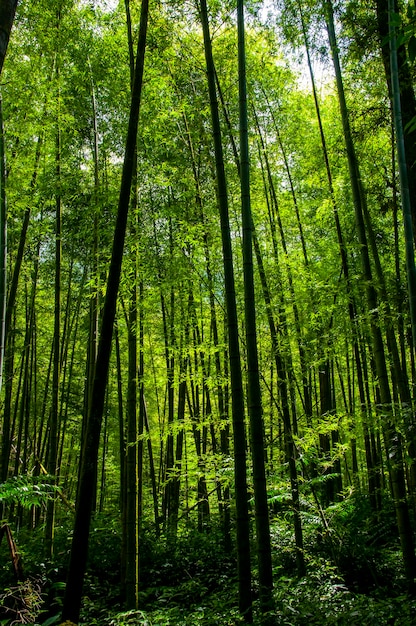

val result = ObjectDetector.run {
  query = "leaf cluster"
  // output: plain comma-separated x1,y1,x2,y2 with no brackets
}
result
0,476,60,512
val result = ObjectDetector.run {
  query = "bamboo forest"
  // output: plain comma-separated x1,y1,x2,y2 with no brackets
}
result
2,0,416,623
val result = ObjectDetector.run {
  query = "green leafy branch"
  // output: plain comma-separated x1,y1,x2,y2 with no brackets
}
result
0,475,61,510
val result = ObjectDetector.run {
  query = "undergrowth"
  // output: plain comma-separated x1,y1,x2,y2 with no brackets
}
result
0,493,414,625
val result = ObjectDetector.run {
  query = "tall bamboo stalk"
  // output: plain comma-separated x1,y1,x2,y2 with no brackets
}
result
198,0,252,617
61,0,149,618
324,0,416,589
237,0,273,610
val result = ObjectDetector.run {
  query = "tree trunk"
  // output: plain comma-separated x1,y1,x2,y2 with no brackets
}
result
0,98,6,394
376,0,416,247
124,3,139,594
1,135,42,483
45,112,62,559
61,0,149,618
387,0,416,349
252,223,305,576
125,272,138,607
237,0,273,609
198,0,252,617
0,0,18,75
324,0,416,590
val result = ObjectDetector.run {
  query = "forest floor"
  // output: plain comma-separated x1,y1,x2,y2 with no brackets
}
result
1,495,416,625
77,569,416,626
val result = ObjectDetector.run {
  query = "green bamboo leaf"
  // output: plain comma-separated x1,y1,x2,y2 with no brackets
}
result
405,115,416,133
40,615,61,626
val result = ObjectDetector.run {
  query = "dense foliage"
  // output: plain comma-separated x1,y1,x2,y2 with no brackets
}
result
1,0,416,623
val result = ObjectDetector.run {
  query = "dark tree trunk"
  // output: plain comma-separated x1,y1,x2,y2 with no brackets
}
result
376,0,416,247
324,0,416,590
61,0,149,619
198,0,252,617
45,114,62,559
238,1,273,609
0,0,18,75
0,98,6,394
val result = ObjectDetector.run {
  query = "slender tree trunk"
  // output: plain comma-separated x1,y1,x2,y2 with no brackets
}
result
318,359,336,506
125,272,138,607
98,394,108,512
1,136,42,483
45,99,62,559
160,282,175,527
14,283,31,481
237,0,273,609
85,74,100,427
116,321,128,590
198,0,252,617
142,395,160,536
298,2,382,498
376,0,416,247
37,335,53,468
267,103,308,266
188,298,210,532
324,0,416,589
387,0,416,349
57,287,83,482
124,4,139,595
181,106,226,540
137,278,145,560
255,115,313,429
0,98,6,394
252,224,305,576
61,0,149,618
169,358,187,542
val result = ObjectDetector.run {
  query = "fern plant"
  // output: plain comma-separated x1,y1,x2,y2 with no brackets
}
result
0,475,60,511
